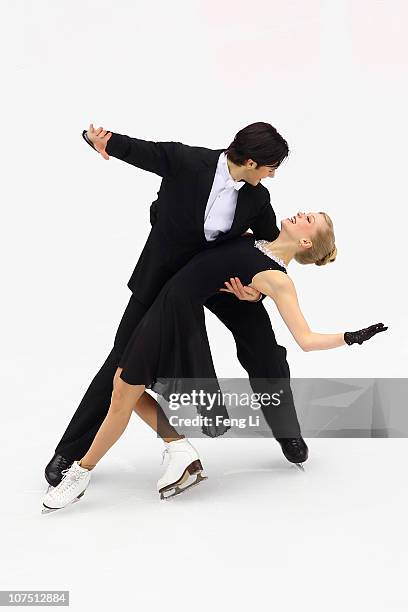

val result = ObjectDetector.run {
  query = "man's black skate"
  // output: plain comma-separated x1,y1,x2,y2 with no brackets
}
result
45,453,73,487
276,437,308,471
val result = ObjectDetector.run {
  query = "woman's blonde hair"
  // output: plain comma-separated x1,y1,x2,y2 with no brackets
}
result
294,212,337,266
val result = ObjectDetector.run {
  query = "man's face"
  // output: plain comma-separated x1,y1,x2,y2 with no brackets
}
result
242,160,277,186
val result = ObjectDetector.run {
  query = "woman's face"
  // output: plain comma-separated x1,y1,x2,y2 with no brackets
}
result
281,212,326,241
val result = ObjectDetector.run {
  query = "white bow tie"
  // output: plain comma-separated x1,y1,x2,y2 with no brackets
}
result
225,177,245,191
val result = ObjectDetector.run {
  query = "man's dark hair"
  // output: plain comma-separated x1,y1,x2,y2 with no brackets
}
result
225,121,289,168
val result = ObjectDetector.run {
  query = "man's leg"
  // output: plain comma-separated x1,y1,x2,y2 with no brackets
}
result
53,294,149,461
204,293,302,439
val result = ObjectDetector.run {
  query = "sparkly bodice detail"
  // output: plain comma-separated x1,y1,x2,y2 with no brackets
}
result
253,239,287,270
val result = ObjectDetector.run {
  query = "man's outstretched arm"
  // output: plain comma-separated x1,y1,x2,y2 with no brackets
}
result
82,123,187,178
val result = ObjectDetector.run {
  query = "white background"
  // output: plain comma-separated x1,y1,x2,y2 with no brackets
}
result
1,1,407,610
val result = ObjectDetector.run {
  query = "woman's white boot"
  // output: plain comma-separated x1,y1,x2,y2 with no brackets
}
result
42,461,91,513
157,437,207,500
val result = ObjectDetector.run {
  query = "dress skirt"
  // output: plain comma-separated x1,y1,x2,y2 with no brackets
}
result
117,234,288,438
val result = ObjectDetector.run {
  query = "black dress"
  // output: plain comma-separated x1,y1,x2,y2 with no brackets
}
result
118,234,287,437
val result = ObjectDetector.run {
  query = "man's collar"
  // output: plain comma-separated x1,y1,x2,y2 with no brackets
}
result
220,152,245,191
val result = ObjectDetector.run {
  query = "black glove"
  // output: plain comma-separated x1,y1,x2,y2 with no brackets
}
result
344,323,388,346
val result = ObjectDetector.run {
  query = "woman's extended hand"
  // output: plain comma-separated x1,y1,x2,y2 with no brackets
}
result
219,277,262,302
86,124,112,160
344,322,388,345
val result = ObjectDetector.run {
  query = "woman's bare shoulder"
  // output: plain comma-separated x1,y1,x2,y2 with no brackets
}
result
250,269,294,297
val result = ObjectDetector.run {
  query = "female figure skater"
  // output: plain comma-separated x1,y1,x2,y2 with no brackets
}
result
42,211,387,512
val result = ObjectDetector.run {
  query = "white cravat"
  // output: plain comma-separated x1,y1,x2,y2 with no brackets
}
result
203,152,245,241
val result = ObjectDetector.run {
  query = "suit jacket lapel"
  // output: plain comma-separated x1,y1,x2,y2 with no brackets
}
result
194,148,253,240
229,185,252,233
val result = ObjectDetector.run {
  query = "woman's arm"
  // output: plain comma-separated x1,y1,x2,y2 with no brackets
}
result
262,274,347,351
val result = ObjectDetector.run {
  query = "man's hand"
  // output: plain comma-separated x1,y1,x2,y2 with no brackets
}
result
86,124,112,160
219,277,262,302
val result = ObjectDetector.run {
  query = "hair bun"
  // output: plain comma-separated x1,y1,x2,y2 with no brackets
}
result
315,244,337,266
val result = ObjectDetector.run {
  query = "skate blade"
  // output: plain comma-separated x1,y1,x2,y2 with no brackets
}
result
159,472,208,500
41,490,85,514
294,463,305,472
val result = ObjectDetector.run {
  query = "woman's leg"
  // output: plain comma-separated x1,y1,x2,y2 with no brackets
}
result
133,391,184,443
78,367,143,469
79,368,184,470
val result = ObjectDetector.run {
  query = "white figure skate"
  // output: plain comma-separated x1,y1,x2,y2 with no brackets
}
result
41,461,91,514
157,438,207,500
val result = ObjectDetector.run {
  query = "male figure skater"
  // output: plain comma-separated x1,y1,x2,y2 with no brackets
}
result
45,121,308,487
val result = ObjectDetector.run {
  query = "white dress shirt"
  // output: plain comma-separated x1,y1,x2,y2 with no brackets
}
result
203,152,245,241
